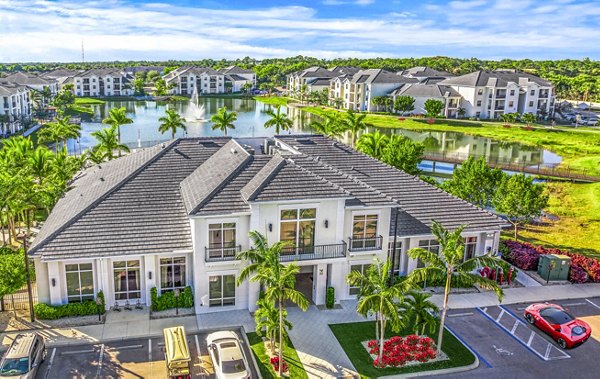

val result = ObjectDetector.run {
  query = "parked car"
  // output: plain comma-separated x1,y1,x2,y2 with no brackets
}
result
206,331,251,379
586,118,598,126
524,303,592,349
0,333,46,379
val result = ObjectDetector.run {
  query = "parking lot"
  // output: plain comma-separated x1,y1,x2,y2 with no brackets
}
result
438,297,600,379
36,329,257,379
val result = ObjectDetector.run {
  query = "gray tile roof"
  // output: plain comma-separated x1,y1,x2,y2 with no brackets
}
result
30,139,228,260
180,139,251,215
220,66,255,74
3,72,55,86
276,135,508,236
391,83,461,98
350,69,418,85
400,66,454,78
439,70,552,87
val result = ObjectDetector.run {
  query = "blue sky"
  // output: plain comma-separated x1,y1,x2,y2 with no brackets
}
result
1,0,599,62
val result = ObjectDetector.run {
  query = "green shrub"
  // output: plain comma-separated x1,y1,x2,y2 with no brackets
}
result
151,286,193,312
34,293,106,320
326,287,335,309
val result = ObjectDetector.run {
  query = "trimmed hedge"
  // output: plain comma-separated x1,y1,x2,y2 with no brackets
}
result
150,286,193,312
326,287,335,309
35,290,106,320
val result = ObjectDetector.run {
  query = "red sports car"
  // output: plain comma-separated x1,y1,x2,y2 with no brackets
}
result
524,303,592,349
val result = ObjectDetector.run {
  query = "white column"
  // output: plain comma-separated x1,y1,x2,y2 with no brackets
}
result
144,255,157,307
477,232,488,256
406,237,421,274
248,281,260,312
313,263,327,305
47,261,63,305
99,259,112,309
400,237,411,275
329,262,345,302
34,259,50,305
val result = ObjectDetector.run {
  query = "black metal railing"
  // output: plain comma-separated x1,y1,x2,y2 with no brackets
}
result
205,244,242,262
348,235,383,252
280,242,347,262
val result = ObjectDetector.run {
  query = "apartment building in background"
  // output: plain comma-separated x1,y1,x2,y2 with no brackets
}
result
73,68,134,97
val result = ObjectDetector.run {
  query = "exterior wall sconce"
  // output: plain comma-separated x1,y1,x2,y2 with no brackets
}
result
148,271,153,280
51,278,56,287
324,220,329,228
268,223,273,232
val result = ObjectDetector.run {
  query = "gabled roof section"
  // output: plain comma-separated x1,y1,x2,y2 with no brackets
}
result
3,72,54,86
241,154,286,201
220,66,254,74
392,83,461,98
439,70,552,87
180,139,251,215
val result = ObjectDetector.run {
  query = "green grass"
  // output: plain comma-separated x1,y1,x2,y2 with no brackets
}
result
246,332,308,379
254,96,293,107
74,97,105,105
329,321,475,378
65,104,94,116
519,182,600,258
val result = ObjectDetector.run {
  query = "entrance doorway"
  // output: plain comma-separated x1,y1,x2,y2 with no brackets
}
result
294,267,314,305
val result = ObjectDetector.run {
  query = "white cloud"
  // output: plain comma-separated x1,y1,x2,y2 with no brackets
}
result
323,0,375,5
448,0,487,10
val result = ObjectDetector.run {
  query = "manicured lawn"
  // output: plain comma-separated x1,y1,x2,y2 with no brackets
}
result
519,182,600,258
65,104,94,115
74,97,105,105
254,96,293,107
329,321,475,378
246,332,308,379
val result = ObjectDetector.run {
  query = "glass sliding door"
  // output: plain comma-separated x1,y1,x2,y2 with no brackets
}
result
65,263,94,303
113,260,141,301
280,208,316,254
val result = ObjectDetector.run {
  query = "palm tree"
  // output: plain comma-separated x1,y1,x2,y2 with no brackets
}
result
343,110,368,147
28,147,54,185
310,112,344,138
91,126,130,161
356,131,389,159
102,107,133,156
255,296,292,355
264,105,293,135
400,290,439,336
38,116,72,151
407,220,504,354
158,109,187,140
347,259,413,364
210,106,237,136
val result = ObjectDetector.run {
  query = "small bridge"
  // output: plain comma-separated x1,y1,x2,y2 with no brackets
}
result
422,152,600,183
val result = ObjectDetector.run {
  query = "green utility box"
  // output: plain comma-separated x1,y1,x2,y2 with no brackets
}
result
537,254,571,281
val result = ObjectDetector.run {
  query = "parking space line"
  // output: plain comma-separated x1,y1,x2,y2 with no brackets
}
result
195,335,200,357
148,339,152,361
444,324,492,368
447,312,474,318
527,331,535,347
106,344,143,351
561,302,586,307
95,344,104,379
586,298,600,310
43,348,56,379
495,309,505,322
61,349,95,355
510,320,519,334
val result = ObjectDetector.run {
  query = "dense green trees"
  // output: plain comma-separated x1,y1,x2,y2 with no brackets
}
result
0,247,28,305
394,96,415,115
424,99,445,118
442,156,504,208
356,132,425,175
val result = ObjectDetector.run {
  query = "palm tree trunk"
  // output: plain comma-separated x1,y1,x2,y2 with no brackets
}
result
437,271,452,355
375,312,379,343
278,297,283,376
379,312,386,365
117,126,122,157
514,223,519,241
415,314,420,335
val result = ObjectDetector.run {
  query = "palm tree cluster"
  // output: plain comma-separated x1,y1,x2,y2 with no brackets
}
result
356,131,425,176
237,231,308,376
0,136,83,246
310,109,368,147
37,115,81,152
348,220,506,363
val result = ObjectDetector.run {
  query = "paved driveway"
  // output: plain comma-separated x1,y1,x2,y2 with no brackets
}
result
436,297,600,379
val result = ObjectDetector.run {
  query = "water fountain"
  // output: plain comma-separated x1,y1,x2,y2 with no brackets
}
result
185,86,209,122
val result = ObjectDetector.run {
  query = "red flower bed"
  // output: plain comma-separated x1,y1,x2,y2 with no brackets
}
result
500,241,600,283
427,118,435,124
398,117,406,121
368,335,437,368
270,356,288,373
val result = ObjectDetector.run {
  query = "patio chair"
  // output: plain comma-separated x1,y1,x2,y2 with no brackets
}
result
124,300,132,311
112,302,121,312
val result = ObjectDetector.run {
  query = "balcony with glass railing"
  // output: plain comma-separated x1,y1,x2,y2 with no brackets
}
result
348,235,383,252
205,244,242,262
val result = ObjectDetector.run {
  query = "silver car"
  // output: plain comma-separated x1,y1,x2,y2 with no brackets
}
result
0,333,46,379
207,331,251,379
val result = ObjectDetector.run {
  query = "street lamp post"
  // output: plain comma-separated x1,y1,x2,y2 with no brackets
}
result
18,212,35,323
174,288,180,316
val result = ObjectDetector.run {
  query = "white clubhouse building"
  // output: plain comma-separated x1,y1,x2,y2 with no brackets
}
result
31,135,506,313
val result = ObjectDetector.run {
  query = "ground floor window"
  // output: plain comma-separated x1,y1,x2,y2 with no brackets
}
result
464,237,478,260
209,275,235,307
418,239,439,268
387,241,403,274
160,257,186,293
65,263,94,303
113,260,141,300
349,264,371,295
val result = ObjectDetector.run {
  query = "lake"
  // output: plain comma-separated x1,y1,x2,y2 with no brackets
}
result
71,98,562,169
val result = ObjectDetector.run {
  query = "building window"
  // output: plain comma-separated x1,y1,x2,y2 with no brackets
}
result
113,260,141,301
529,101,534,107
159,257,186,293
280,208,316,248
209,275,235,307
530,89,535,95
476,100,482,107
351,214,378,250
65,263,94,303
477,88,483,95
464,237,478,260
418,239,440,268
510,90,515,96
476,112,481,117
208,223,237,259
387,241,403,274
349,264,371,295
508,101,514,107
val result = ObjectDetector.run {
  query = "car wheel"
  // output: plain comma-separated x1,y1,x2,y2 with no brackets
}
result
557,338,567,349
525,313,535,325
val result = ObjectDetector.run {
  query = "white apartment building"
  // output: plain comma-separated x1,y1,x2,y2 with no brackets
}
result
73,69,134,97
31,136,506,313
390,83,463,118
164,67,225,95
439,70,554,119
219,66,256,92
287,66,359,96
2,72,58,101
0,82,32,134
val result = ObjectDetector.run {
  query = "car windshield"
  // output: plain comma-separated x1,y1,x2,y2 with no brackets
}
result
0,357,30,376
222,358,246,374
540,307,575,325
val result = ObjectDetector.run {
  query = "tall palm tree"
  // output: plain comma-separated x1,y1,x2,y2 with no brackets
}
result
310,112,344,138
347,259,412,364
264,105,293,134
254,296,292,355
28,147,53,185
102,107,133,156
38,116,72,151
356,131,389,159
210,106,237,136
158,108,187,140
407,220,504,354
400,290,439,336
91,126,130,161
343,110,368,147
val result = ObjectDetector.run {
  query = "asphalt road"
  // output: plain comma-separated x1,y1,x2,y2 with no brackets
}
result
433,297,600,379
37,329,257,379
